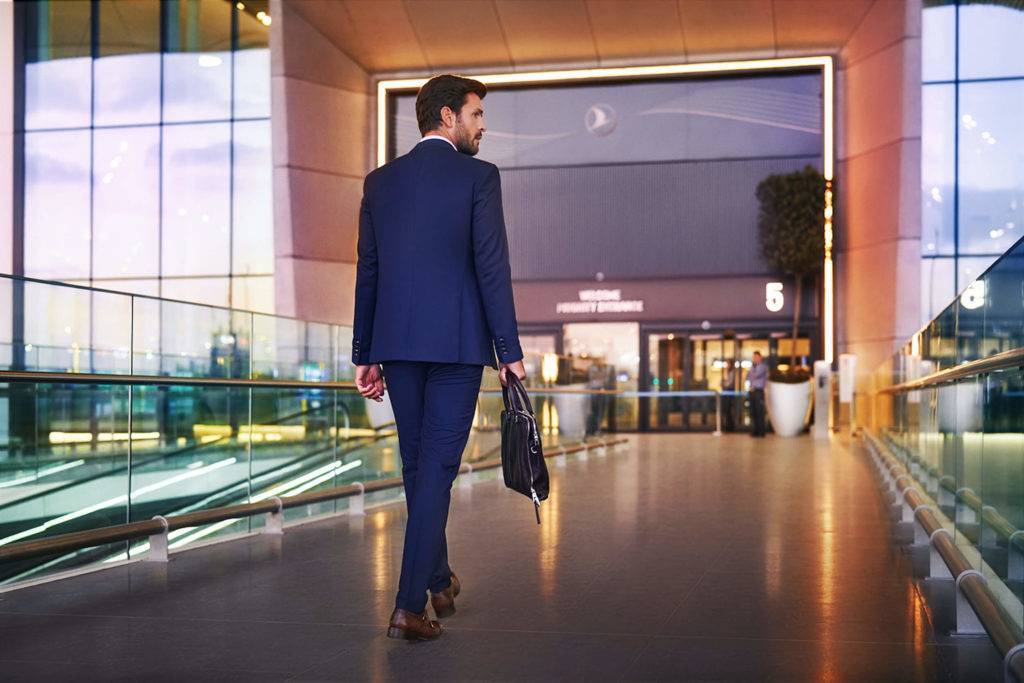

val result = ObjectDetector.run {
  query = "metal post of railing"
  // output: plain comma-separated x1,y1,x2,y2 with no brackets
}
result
146,516,169,562
713,391,722,436
349,482,366,516
264,497,284,535
956,570,988,635
554,445,567,468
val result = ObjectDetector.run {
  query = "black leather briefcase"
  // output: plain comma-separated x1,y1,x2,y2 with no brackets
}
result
500,373,550,524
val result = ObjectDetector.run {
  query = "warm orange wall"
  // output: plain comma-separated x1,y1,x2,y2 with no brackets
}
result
270,0,373,325
836,0,922,380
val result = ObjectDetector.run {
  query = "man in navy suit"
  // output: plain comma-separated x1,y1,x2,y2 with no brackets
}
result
351,74,526,640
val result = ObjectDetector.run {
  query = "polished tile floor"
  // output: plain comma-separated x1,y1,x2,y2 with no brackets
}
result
0,434,1004,681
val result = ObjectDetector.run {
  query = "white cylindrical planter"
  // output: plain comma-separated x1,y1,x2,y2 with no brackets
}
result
766,379,812,437
552,383,588,438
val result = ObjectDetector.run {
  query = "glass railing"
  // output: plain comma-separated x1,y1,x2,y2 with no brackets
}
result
0,275,613,585
0,274,349,380
870,236,1024,629
505,352,748,433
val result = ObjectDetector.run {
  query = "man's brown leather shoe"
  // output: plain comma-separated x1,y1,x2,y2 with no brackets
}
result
386,608,443,641
430,572,461,618
430,584,456,618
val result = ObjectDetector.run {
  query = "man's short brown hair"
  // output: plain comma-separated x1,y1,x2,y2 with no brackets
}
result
415,74,487,135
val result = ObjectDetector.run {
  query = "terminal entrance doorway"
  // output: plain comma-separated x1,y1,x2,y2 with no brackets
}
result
639,329,810,432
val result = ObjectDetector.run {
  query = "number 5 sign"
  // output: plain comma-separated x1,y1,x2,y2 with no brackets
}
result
765,282,784,312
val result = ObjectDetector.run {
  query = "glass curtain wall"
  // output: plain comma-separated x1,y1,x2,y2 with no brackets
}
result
921,1,1024,322
20,0,273,313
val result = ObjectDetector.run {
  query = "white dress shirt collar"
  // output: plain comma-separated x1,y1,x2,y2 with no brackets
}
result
419,134,457,151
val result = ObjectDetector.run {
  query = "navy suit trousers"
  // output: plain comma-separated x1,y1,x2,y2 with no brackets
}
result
381,361,483,613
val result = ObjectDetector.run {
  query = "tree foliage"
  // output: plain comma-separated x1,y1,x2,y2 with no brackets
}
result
755,165,827,379
756,165,826,278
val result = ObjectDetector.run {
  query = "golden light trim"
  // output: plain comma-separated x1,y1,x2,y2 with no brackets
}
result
824,181,835,364
821,60,835,364
377,55,836,363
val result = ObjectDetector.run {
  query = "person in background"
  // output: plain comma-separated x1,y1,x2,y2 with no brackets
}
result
585,362,610,435
722,360,737,432
747,351,768,437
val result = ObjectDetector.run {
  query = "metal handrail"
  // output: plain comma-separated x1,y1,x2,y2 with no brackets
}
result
0,369,356,390
0,370,751,399
880,348,1024,394
863,430,1024,681
480,388,740,396
0,437,627,564
880,432,1024,551
0,271,349,329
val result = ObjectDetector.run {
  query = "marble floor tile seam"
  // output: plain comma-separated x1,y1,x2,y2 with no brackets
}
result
616,639,655,682
652,532,729,632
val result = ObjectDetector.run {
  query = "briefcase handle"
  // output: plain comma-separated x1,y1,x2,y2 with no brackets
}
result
501,372,534,416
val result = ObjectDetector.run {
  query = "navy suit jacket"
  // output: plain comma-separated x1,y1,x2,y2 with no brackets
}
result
351,138,523,370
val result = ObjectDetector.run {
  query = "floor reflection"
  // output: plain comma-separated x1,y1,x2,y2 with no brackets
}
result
371,509,392,592
539,476,561,601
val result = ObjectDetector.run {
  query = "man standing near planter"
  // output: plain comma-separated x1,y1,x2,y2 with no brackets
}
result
748,351,768,437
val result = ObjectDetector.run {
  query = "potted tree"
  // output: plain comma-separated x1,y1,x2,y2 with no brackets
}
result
755,165,826,437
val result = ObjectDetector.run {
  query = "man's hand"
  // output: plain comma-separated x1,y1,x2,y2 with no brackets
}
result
355,364,385,402
498,359,526,387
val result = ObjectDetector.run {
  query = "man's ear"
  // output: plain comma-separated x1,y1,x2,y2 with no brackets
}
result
440,105,456,129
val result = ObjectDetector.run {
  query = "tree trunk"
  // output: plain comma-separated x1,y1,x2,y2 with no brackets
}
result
791,274,802,372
